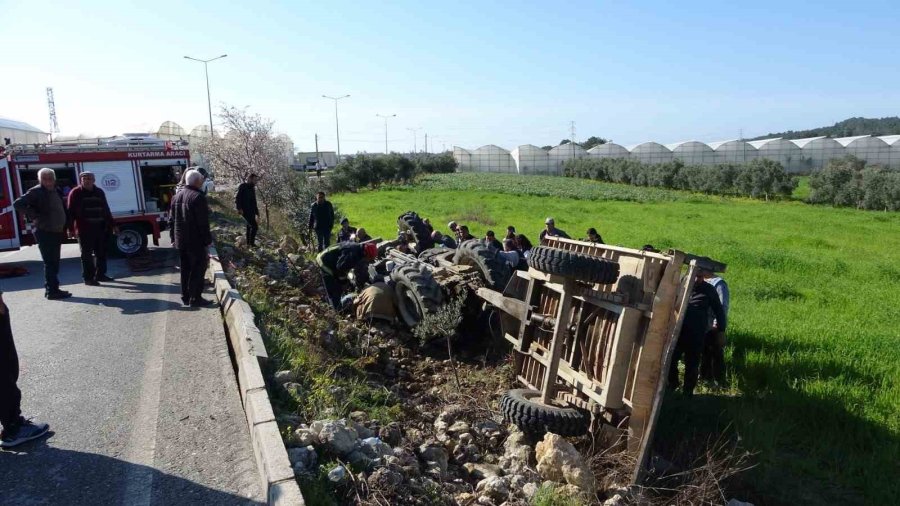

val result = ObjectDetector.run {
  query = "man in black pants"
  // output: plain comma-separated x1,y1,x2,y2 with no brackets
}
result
171,169,213,307
308,191,335,252
0,293,50,448
67,171,116,285
235,173,259,247
13,168,71,300
315,242,377,308
668,269,728,396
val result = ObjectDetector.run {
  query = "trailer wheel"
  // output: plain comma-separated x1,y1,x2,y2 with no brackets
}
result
500,388,590,437
397,211,435,250
115,225,148,256
527,246,620,284
390,262,443,327
453,239,512,291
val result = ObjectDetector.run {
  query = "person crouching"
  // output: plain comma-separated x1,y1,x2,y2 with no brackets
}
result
316,242,378,308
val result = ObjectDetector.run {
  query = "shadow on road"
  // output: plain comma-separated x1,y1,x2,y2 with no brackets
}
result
64,296,188,314
0,437,262,505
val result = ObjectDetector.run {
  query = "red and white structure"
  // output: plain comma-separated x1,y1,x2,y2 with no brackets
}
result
0,135,190,255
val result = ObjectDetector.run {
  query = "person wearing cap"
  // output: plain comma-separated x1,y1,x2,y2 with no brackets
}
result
484,230,502,250
539,218,570,242
316,242,377,308
235,173,259,247
668,268,727,397
67,171,117,285
585,227,604,244
13,168,71,300
336,217,357,243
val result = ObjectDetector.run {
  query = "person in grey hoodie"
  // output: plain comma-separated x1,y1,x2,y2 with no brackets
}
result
13,168,71,299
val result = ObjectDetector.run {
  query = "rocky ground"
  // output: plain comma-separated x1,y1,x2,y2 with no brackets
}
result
208,208,744,506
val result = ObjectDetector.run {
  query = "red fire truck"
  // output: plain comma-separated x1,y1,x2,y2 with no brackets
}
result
0,136,190,255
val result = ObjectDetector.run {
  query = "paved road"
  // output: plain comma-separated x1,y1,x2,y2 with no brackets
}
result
0,240,263,505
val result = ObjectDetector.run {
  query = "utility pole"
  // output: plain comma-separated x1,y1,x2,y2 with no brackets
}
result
183,54,228,139
315,133,319,160
322,94,350,160
424,133,428,155
569,120,576,144
46,87,59,142
406,127,421,156
376,113,396,154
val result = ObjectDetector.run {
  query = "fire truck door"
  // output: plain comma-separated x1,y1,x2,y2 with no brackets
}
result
82,160,141,215
0,159,20,251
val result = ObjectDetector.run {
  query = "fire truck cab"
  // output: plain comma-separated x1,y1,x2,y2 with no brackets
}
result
0,136,190,255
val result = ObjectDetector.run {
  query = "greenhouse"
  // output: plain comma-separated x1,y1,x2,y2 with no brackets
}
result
882,135,900,168
667,141,717,165
791,137,845,172
472,145,517,173
587,142,630,160
708,140,758,164
836,135,891,167
511,144,550,175
452,147,474,171
547,143,587,175
628,142,673,165
749,138,804,173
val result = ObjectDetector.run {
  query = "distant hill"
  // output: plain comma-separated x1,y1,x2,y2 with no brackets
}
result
748,117,900,140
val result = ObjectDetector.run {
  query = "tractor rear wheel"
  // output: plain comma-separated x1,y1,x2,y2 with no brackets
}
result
397,211,435,250
390,263,443,327
452,239,512,291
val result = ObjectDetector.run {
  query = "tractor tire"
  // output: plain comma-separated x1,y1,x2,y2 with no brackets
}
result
500,388,590,437
452,239,512,291
397,211,435,250
417,247,451,267
527,246,620,284
390,262,443,327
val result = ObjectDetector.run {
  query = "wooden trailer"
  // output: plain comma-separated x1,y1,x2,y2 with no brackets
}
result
477,236,725,482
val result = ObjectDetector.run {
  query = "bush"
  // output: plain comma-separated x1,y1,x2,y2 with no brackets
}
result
329,153,458,193
563,157,796,200
809,155,900,210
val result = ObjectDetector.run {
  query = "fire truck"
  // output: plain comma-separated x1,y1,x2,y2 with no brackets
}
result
0,136,190,255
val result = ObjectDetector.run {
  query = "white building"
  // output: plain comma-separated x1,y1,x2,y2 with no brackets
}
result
1,117,48,144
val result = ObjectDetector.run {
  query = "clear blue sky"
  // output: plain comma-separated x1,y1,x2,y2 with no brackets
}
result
4,0,899,153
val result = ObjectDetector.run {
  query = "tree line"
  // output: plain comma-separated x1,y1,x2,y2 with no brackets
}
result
564,157,798,200
808,156,900,211
328,153,458,192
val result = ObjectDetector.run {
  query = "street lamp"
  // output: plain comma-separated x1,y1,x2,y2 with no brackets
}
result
183,54,227,139
322,94,350,160
406,127,422,155
376,114,396,154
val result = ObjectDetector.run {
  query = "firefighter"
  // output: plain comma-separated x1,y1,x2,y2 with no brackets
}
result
316,242,378,308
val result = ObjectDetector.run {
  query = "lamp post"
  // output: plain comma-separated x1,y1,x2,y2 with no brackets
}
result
376,114,396,154
406,127,422,155
322,94,350,159
183,54,227,139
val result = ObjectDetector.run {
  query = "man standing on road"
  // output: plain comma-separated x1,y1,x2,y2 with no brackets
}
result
13,168,71,300
171,169,214,307
0,292,51,448
67,172,116,286
235,173,260,247
538,217,570,242
308,191,335,252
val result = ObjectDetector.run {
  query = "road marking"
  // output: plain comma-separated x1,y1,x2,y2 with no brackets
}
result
120,271,172,506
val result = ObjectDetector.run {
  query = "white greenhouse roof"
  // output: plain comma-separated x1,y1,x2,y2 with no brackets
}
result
0,117,47,134
834,135,873,147
748,138,781,149
789,136,828,148
706,140,738,150
877,135,900,145
626,141,670,152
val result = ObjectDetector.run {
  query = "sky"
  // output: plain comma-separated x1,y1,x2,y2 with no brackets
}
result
3,0,900,153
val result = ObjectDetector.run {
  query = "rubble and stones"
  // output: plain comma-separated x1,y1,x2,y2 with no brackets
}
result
535,432,596,496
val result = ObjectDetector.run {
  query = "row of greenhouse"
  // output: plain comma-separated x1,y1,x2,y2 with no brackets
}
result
452,135,900,175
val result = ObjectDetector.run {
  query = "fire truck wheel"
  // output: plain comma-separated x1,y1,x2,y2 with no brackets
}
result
417,247,451,267
453,239,512,291
390,262,443,327
115,225,148,256
501,388,589,437
527,246,620,284
397,211,435,251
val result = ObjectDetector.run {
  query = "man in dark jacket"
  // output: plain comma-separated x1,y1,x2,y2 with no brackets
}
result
484,230,503,250
67,172,116,285
235,173,259,247
668,269,728,396
308,191,335,252
171,169,213,307
538,217,570,242
336,217,357,243
316,242,377,308
13,168,71,299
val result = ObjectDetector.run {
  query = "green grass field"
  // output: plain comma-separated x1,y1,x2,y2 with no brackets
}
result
333,173,900,505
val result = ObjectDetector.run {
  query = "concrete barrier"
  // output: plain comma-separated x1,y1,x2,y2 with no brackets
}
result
208,247,305,505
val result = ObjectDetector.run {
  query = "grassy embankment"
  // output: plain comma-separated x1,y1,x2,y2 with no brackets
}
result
332,173,900,505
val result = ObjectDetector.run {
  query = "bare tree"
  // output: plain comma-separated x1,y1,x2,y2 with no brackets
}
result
197,105,292,229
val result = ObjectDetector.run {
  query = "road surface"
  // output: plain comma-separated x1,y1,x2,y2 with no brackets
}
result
0,240,264,505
